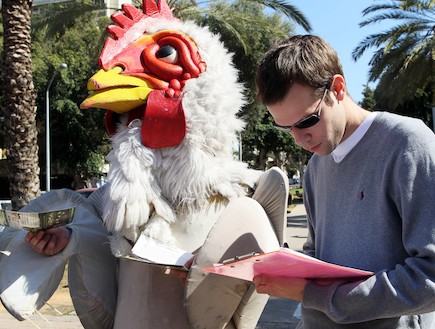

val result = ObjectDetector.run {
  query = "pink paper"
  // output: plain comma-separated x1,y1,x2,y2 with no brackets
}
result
203,248,373,282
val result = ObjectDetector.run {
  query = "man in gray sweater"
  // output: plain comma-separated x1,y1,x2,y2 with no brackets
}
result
253,35,435,328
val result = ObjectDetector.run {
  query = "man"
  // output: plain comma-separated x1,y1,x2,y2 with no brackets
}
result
253,35,435,328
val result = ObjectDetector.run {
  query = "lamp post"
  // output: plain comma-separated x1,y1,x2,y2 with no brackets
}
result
46,63,67,192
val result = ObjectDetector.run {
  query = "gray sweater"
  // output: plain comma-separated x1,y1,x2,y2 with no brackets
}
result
299,112,435,328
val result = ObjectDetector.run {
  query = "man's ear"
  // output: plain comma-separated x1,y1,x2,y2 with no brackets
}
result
331,74,346,102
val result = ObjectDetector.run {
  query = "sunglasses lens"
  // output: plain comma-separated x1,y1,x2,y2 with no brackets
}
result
294,115,320,129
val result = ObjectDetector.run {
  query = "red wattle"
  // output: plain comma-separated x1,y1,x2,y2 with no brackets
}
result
142,90,186,149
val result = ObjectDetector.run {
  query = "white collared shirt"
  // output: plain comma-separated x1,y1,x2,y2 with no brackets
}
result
332,112,378,163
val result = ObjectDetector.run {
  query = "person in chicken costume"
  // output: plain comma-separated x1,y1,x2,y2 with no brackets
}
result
0,0,289,328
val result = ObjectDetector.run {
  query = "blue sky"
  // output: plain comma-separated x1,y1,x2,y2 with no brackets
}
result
293,0,392,103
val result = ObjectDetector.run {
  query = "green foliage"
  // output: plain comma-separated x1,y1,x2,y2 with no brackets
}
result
32,12,109,186
171,0,311,33
353,0,434,112
0,14,3,148
289,187,303,198
360,85,377,110
32,0,108,39
375,84,433,126
194,0,307,170
4,0,431,193
16,0,312,189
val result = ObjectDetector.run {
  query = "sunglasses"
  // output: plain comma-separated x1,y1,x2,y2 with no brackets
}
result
274,89,328,133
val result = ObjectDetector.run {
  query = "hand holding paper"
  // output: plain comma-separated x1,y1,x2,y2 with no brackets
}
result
254,275,308,302
25,227,72,256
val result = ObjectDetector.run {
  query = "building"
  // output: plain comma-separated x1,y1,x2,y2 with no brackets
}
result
0,0,132,17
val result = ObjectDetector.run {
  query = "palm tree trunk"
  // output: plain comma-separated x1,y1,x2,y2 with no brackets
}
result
432,34,435,132
1,0,41,209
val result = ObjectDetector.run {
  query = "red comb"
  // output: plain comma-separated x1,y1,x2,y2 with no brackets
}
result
142,0,173,19
99,0,178,68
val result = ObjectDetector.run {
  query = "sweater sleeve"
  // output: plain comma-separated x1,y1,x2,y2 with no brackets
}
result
302,184,316,258
302,123,435,324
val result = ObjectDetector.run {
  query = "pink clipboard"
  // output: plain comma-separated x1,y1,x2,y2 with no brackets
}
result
203,248,373,282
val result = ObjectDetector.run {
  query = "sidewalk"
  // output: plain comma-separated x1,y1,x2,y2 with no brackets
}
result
283,203,308,252
0,313,84,329
0,204,307,329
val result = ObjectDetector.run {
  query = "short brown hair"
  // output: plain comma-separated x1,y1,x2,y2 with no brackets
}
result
256,35,344,105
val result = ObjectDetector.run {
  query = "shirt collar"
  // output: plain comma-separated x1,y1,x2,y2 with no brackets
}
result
332,112,378,163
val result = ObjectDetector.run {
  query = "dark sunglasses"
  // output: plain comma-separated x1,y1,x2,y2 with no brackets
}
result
274,89,328,133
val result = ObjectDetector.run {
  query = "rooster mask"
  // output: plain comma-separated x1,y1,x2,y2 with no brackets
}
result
0,1,289,328
80,0,265,253
81,0,206,149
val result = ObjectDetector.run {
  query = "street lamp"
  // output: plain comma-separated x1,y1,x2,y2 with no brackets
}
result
46,63,67,192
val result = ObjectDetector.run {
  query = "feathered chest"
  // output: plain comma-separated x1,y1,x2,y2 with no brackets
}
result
101,123,257,255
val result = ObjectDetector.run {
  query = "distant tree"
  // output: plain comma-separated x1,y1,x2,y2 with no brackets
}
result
197,0,309,170
352,0,434,120
27,0,311,189
1,0,40,209
32,0,107,38
375,84,433,124
168,0,312,35
360,85,377,111
0,16,4,151
32,13,110,189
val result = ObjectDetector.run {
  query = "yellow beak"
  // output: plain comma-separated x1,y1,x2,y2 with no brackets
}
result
80,67,154,113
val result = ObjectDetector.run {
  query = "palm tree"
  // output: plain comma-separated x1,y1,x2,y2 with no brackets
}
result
35,0,311,175
167,0,311,35
31,0,108,39
0,0,308,208
352,0,434,114
0,1,107,207
1,0,40,209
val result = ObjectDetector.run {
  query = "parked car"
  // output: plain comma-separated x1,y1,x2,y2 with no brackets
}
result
76,187,97,198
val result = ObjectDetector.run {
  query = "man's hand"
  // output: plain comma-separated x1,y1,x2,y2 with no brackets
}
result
25,227,71,256
253,275,308,302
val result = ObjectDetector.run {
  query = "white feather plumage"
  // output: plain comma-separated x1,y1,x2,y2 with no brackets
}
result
103,19,262,255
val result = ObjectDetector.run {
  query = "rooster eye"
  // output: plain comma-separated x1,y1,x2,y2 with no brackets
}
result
156,45,178,64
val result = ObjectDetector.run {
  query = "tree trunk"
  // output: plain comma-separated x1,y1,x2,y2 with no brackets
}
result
2,0,41,210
